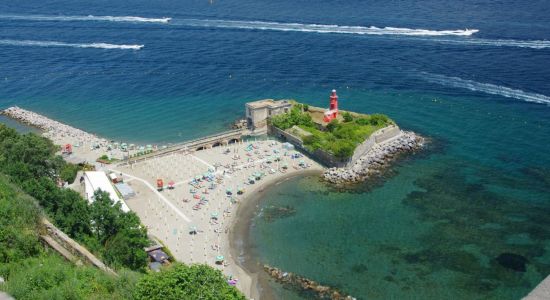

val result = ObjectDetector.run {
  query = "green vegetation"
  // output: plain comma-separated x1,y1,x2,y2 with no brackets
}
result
88,190,149,270
342,111,354,122
271,105,392,159
60,162,81,184
134,264,245,300
2,255,139,300
0,174,138,299
0,124,148,271
270,105,314,130
97,154,119,164
0,124,248,299
0,174,42,265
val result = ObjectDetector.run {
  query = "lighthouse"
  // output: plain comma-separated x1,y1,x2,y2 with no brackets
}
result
323,89,339,122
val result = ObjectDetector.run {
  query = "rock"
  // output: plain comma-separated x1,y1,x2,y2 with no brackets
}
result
496,253,528,272
323,131,424,184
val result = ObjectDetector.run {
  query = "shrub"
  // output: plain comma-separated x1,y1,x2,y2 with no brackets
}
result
270,106,314,130
302,134,322,151
355,117,370,126
303,104,309,111
342,112,353,122
59,163,80,184
369,114,390,126
134,264,246,300
326,119,339,132
0,175,42,265
2,254,138,300
332,140,356,160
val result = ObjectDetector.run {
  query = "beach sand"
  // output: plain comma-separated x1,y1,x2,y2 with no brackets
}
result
111,140,323,299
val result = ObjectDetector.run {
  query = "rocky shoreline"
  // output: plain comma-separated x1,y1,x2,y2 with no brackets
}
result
323,131,424,184
263,265,356,300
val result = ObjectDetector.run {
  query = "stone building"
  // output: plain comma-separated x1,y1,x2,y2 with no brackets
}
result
245,99,292,131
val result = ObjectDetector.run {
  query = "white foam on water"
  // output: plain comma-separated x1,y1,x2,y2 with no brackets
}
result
0,14,171,24
176,18,550,50
425,37,550,49
0,39,144,50
421,73,550,105
176,18,479,36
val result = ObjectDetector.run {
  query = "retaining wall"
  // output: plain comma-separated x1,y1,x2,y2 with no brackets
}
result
269,124,401,168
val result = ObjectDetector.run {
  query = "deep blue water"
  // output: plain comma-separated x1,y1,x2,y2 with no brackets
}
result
1,1,549,299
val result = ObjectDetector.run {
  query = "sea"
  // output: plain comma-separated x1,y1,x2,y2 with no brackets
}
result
0,0,549,299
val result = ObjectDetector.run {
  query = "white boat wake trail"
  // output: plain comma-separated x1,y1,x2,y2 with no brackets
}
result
421,73,550,105
0,14,171,24
425,37,550,49
176,19,549,49
175,18,478,36
0,39,143,50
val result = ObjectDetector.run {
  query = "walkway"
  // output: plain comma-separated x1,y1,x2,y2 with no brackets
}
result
108,168,192,223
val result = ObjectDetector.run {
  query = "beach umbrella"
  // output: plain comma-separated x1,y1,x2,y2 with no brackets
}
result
211,212,219,219
226,188,232,195
189,225,197,234
216,255,224,263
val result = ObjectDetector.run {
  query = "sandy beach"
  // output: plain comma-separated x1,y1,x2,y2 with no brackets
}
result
229,170,323,299
1,106,324,299
113,140,323,298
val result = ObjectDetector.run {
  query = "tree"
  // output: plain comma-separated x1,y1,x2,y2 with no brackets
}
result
59,163,80,184
90,190,149,270
103,212,149,270
134,264,246,300
90,190,121,244
0,124,149,271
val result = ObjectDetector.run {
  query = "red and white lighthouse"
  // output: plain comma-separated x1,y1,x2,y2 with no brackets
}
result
323,89,339,122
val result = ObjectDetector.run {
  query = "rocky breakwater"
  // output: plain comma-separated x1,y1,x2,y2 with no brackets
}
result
264,265,356,300
324,131,424,184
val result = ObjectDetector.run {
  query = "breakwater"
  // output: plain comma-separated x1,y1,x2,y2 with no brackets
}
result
263,265,356,300
323,131,424,184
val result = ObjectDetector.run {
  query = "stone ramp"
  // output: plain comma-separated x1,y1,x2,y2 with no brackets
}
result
0,292,14,300
41,219,117,276
40,235,78,264
524,275,550,300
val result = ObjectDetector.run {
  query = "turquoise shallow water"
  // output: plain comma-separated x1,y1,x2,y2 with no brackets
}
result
0,0,549,298
250,91,550,299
